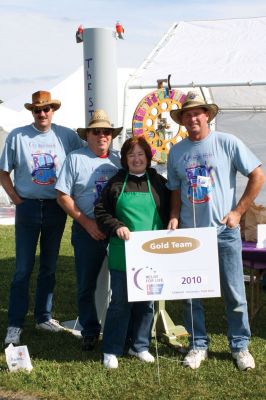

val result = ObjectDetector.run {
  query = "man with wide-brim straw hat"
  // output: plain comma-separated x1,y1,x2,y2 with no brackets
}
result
56,108,121,351
167,91,265,371
170,91,219,126
24,90,61,111
77,109,122,140
0,90,85,346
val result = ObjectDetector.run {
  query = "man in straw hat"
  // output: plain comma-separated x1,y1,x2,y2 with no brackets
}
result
56,109,121,351
0,90,85,346
167,91,265,370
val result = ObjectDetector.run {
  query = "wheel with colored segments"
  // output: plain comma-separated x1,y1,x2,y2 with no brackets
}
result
132,88,188,163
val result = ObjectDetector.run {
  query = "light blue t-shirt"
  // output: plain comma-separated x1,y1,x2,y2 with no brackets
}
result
0,123,85,199
55,147,121,219
167,131,261,231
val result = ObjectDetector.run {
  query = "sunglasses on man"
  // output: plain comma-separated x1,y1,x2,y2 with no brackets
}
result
33,106,52,114
91,129,112,136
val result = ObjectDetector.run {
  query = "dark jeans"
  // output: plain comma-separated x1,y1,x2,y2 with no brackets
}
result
71,221,108,337
8,198,66,327
102,270,154,356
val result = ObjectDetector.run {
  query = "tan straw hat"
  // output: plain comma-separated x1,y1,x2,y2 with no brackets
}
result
77,109,123,140
170,91,219,125
24,91,61,111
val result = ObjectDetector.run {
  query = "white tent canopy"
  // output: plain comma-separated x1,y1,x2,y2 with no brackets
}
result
124,16,266,205
128,17,266,89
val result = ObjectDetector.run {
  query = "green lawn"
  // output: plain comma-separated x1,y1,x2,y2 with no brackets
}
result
0,220,265,400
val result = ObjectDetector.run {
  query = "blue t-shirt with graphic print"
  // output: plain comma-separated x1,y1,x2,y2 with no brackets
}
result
0,123,85,199
55,147,121,219
167,131,261,231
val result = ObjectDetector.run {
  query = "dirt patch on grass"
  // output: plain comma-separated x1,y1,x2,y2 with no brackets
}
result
0,390,42,400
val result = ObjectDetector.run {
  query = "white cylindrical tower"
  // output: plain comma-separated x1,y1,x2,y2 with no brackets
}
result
82,28,118,127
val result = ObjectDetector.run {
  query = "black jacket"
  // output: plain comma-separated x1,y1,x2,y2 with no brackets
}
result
94,168,170,237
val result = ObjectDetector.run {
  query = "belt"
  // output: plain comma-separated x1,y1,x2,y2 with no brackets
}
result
21,197,57,202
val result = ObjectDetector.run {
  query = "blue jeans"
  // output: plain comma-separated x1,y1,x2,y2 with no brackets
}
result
8,199,67,327
102,270,154,356
183,226,251,352
71,221,107,337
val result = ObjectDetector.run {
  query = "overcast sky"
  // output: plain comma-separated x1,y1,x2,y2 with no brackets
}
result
1,0,266,104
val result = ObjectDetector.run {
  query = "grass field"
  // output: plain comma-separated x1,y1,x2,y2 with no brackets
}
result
0,220,265,400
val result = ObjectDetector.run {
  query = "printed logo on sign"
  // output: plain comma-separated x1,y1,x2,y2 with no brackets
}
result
146,283,164,295
132,266,164,295
142,237,200,254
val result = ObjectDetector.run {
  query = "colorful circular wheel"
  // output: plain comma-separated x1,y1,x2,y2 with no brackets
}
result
132,88,188,163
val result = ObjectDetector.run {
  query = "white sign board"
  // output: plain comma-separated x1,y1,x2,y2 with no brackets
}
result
257,224,266,248
125,227,220,302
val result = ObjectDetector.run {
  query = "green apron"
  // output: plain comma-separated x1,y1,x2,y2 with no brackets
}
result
108,173,163,271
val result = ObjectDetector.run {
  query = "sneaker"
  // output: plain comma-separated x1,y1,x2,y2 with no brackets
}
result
232,350,255,370
36,319,65,332
128,348,155,363
82,335,99,351
103,353,118,369
183,349,207,369
5,327,22,345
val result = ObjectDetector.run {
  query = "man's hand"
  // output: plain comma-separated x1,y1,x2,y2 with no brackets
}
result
84,219,106,240
116,226,130,240
0,170,22,205
221,210,241,228
57,191,106,240
14,197,24,206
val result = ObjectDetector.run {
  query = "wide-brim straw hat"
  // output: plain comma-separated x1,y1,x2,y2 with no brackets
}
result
170,91,219,125
24,90,61,111
77,109,123,140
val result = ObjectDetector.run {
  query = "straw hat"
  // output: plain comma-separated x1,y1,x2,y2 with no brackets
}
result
77,109,123,140
24,91,61,111
170,91,219,125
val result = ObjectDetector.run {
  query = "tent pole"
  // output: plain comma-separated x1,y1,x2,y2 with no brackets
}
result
121,82,130,144
128,81,266,90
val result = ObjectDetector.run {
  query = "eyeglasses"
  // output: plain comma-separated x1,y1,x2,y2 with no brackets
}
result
91,129,112,136
33,106,52,114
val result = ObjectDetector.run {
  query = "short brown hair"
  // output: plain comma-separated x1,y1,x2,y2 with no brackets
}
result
121,136,152,170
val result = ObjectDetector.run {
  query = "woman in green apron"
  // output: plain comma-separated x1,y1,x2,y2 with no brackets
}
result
95,136,170,369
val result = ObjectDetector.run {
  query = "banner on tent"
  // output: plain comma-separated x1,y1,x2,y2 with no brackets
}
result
125,227,220,302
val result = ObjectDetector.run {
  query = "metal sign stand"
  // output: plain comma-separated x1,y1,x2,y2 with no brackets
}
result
153,300,188,348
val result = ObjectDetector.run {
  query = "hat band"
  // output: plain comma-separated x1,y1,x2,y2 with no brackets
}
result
89,118,111,125
183,101,211,108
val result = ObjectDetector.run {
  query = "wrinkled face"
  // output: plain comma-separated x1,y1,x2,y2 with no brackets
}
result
32,106,54,131
126,143,148,174
181,107,209,140
86,128,112,156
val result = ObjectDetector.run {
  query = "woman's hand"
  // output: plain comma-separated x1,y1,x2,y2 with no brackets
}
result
167,217,179,230
116,226,130,240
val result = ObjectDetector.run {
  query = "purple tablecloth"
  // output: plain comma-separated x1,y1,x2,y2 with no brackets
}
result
242,241,266,267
